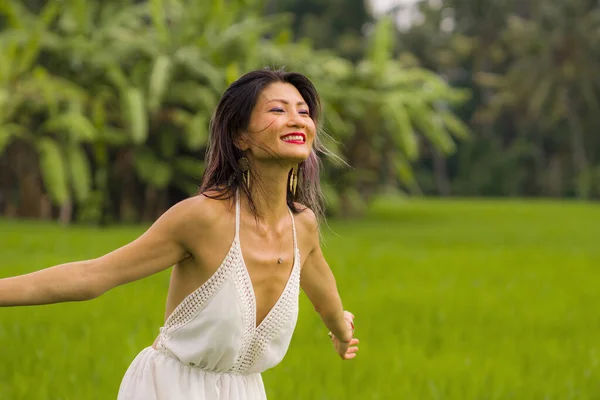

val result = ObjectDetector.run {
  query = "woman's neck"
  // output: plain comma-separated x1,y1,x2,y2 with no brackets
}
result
243,162,294,227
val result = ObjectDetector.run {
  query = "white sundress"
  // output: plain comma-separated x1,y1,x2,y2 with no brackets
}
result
117,192,301,400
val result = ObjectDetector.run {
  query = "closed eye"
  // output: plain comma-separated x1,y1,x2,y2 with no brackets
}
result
269,107,310,116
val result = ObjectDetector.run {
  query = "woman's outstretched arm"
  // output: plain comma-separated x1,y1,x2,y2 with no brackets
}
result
300,210,359,360
0,199,196,307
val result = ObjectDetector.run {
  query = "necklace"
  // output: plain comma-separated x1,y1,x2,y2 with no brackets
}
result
256,213,289,264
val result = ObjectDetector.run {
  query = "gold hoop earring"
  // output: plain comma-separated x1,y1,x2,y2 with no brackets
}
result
238,157,250,189
289,164,298,197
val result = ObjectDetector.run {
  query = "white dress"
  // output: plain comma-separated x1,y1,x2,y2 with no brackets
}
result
117,192,301,400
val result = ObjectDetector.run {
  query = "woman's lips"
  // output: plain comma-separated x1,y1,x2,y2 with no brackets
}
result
280,133,306,144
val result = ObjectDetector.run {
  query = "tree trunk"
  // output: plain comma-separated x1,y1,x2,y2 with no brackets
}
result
114,149,139,223
339,190,366,219
432,148,451,196
10,141,44,218
0,154,8,215
40,194,52,220
59,200,73,225
545,154,564,197
566,97,589,173
142,185,158,222
565,97,590,198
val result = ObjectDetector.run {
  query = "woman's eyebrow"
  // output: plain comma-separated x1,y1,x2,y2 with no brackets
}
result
266,99,308,107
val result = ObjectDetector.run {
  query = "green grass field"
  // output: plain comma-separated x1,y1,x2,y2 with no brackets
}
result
1,198,599,399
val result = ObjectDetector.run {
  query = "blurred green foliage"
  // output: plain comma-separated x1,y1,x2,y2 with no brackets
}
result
0,0,469,223
396,0,600,199
2,0,600,224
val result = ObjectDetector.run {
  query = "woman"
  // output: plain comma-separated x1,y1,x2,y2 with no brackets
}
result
0,68,359,399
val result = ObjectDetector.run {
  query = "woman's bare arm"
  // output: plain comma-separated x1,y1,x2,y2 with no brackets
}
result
0,198,197,307
300,211,353,343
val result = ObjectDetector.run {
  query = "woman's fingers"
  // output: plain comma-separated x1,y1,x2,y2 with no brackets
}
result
329,331,360,360
329,335,360,347
341,341,359,360
328,332,359,343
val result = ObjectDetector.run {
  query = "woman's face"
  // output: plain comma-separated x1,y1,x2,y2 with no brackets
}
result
241,82,316,166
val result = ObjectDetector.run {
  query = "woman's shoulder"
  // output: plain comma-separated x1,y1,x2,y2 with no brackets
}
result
166,191,234,231
292,202,319,235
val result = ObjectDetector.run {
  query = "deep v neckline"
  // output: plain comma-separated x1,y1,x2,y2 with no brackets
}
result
235,190,299,331
238,244,298,330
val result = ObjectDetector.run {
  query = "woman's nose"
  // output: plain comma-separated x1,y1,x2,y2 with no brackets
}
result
286,112,305,128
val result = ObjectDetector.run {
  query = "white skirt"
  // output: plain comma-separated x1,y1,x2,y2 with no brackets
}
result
117,347,267,400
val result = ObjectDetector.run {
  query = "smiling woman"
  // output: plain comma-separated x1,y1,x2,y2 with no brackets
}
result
240,82,315,179
0,67,359,400
199,69,329,225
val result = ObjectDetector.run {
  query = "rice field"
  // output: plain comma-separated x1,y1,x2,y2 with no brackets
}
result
1,197,599,399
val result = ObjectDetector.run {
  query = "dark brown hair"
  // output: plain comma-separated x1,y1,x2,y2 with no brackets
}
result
198,67,329,224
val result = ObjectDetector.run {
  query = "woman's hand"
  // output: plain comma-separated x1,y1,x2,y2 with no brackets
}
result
328,311,360,360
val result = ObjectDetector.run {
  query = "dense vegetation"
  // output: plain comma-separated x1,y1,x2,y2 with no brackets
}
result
0,0,468,223
394,0,600,199
271,0,600,200
1,0,599,225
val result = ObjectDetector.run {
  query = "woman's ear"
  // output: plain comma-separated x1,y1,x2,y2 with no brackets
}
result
235,132,249,152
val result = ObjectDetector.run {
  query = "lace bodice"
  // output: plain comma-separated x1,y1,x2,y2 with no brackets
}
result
155,192,301,375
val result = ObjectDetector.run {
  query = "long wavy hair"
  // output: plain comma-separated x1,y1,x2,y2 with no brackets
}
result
198,67,329,224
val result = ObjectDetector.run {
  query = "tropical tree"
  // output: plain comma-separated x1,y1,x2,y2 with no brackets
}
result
1,0,296,223
0,1,96,221
266,17,471,215
0,0,472,222
394,0,600,199
265,0,373,61
475,0,600,198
